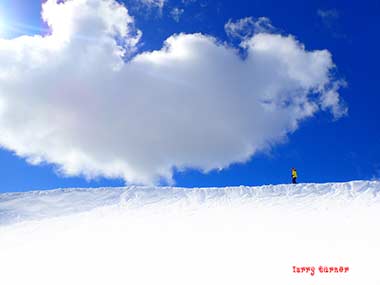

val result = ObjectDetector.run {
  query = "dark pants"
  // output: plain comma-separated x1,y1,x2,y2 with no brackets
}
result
292,177,297,184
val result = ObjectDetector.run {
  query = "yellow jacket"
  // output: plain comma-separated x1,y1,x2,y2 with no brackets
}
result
292,169,297,178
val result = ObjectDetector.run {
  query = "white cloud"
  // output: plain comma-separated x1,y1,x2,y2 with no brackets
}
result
319,80,347,118
139,0,166,13
225,17,274,41
170,7,184,22
317,9,339,29
317,9,339,21
0,0,346,184
317,9,346,39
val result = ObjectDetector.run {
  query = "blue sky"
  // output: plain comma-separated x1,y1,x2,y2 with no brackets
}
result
0,0,379,192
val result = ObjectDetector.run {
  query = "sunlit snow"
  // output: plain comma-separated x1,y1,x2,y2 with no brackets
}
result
1,181,379,285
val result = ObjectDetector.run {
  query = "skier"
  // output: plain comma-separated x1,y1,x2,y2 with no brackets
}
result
291,167,297,184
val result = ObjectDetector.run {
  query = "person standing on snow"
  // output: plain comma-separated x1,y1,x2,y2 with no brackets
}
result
291,168,297,184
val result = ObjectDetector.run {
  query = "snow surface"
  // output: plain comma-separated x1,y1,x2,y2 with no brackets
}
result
1,181,380,285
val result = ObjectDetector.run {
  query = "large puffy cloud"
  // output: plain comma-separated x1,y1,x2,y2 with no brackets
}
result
0,0,346,184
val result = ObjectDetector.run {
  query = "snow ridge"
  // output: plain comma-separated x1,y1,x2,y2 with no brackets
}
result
1,180,379,225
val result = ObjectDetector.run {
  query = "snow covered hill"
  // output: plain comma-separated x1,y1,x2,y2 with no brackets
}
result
1,180,379,225
1,181,380,285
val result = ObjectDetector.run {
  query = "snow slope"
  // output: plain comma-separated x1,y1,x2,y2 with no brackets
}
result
1,181,380,285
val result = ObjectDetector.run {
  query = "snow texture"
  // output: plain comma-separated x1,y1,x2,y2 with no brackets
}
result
1,181,380,285
1,180,379,225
